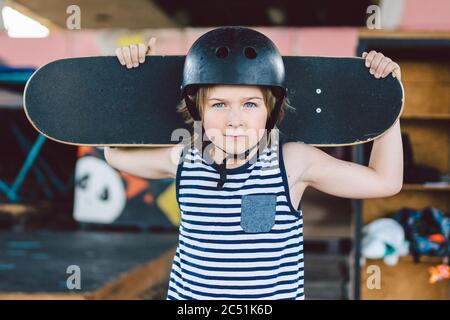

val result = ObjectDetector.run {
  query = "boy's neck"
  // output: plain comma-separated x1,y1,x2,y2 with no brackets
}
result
209,144,258,169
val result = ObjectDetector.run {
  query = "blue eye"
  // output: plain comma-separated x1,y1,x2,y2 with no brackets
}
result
212,102,257,109
212,103,225,108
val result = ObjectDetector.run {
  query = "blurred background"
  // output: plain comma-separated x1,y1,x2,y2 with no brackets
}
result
0,0,449,300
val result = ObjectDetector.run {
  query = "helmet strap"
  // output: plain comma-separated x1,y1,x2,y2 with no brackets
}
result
184,95,201,121
266,97,283,132
216,143,259,189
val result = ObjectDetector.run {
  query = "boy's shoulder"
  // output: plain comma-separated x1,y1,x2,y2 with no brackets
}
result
281,141,313,182
282,141,307,158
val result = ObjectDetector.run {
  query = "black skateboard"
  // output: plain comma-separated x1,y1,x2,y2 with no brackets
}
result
24,55,404,147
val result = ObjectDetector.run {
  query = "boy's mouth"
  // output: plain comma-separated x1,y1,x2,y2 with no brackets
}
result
225,135,245,140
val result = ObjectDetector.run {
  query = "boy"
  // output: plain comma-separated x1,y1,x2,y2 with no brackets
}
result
107,27,403,299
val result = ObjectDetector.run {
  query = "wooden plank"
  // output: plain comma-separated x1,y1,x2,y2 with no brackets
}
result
402,114,450,120
358,29,450,40
87,246,176,300
361,256,450,300
402,183,450,191
0,231,178,294
402,83,450,115
0,293,87,300
400,61,450,82
0,204,37,217
363,191,450,224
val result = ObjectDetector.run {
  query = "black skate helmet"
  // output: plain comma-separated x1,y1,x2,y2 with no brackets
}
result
180,26,287,188
181,26,287,129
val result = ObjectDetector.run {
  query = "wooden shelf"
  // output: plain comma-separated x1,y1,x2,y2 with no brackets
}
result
361,256,450,300
401,114,450,120
356,34,450,300
358,29,450,40
403,183,450,191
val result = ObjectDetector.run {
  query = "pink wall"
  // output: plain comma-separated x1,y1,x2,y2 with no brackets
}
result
0,31,99,67
401,0,450,30
0,27,359,68
1,0,449,68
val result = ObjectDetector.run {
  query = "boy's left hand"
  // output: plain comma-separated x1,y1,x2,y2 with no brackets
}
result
362,50,401,80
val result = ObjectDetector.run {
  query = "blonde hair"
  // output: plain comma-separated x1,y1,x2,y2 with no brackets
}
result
176,85,294,147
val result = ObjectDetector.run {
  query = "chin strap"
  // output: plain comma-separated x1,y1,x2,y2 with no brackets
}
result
216,145,254,189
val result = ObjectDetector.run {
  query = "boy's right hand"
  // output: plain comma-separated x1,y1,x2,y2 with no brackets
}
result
115,37,157,69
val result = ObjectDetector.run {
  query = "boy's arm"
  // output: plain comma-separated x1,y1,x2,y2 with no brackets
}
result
104,144,184,180
296,119,403,199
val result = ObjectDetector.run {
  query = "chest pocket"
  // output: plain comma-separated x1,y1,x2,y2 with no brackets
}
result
240,194,277,233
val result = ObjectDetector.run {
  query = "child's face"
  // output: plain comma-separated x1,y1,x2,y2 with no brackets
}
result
202,85,268,155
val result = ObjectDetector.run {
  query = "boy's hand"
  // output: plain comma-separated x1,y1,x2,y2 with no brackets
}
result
115,37,157,69
362,50,401,80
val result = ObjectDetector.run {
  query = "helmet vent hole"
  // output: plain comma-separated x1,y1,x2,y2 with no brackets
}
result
244,47,257,59
215,46,229,59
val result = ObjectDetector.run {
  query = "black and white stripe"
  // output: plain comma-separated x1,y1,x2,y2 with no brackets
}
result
167,138,304,300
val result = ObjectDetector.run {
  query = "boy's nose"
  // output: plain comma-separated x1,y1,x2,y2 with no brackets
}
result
227,118,243,129
226,108,243,123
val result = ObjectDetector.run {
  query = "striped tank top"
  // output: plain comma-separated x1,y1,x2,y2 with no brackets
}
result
167,137,304,300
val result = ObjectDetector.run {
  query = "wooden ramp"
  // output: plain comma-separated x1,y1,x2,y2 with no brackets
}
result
0,230,178,300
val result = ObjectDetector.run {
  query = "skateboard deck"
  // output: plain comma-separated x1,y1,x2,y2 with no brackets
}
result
24,55,404,147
